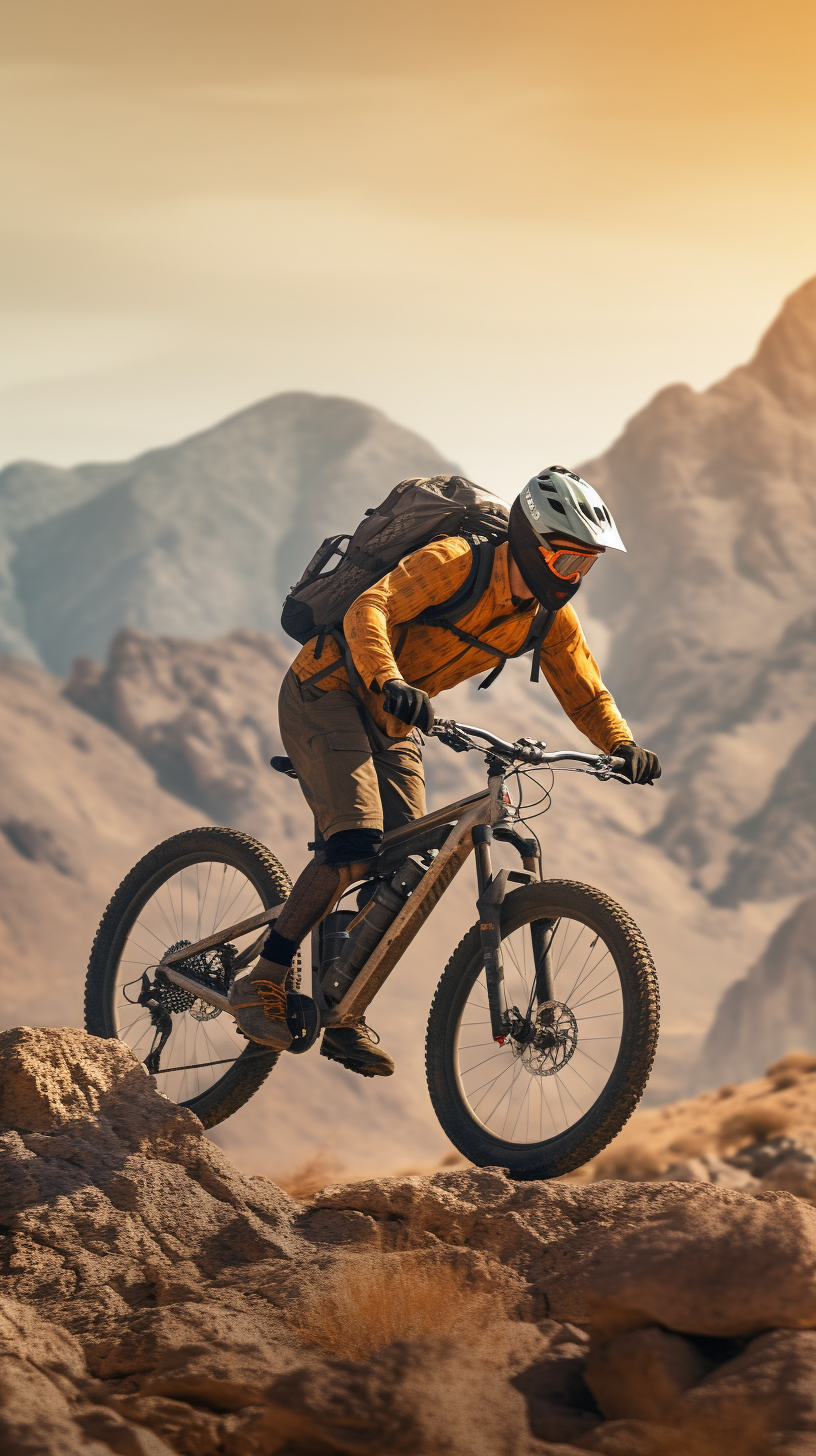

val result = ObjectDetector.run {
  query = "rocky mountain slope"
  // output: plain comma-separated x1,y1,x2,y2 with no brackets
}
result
698,896,816,1084
5,1025,816,1456
0,656,199,1032
581,275,816,908
0,393,457,673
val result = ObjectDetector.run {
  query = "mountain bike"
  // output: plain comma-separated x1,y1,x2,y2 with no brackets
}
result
85,720,659,1180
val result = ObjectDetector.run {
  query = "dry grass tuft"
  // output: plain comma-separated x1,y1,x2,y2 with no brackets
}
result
766,1052,816,1079
272,1150,345,1199
289,1254,506,1360
716,1102,792,1153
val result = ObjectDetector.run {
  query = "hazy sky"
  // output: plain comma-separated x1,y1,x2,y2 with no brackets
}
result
2,0,815,490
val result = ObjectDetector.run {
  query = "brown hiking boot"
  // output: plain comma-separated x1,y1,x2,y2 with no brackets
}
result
320,1018,394,1077
228,972,292,1050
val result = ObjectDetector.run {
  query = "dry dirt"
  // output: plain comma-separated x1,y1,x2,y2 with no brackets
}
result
4,1025,816,1455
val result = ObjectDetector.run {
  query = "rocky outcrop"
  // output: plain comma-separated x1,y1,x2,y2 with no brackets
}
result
4,1027,816,1454
576,1049,816,1186
63,627,305,844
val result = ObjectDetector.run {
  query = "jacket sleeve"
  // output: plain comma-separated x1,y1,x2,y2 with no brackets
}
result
343,538,473,690
539,605,632,752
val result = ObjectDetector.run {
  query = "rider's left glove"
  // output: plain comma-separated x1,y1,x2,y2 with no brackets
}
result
382,679,433,732
611,741,662,785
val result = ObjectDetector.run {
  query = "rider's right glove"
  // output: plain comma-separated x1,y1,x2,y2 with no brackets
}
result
382,679,433,732
611,741,662,785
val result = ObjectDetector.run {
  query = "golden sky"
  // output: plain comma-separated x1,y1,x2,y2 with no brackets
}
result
2,0,815,485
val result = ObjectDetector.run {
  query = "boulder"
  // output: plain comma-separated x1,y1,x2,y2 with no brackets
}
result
315,1172,816,1337
582,1188,816,1339
677,1330,816,1450
236,1341,542,1456
583,1326,711,1422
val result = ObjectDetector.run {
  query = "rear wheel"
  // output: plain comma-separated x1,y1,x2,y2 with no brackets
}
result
425,880,659,1179
85,827,298,1128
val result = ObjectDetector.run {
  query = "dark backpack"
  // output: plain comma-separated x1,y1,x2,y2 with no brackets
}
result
280,475,554,690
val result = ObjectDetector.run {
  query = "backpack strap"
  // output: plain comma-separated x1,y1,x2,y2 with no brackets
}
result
417,542,497,627
522,607,556,685
411,543,556,688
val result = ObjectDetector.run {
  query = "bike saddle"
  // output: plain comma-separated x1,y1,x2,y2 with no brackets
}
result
270,755,297,779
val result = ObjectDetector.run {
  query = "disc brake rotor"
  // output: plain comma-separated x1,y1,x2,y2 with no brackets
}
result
509,1000,578,1077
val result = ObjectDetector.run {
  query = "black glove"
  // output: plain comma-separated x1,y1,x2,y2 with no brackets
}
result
382,679,433,732
611,741,662,785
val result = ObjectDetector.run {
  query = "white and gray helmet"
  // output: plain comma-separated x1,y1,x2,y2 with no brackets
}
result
519,466,626,553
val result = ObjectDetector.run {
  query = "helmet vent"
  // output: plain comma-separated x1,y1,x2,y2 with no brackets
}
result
549,500,567,515
578,502,595,522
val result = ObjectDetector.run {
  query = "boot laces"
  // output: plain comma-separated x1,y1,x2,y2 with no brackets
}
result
354,1016,380,1045
252,980,288,1021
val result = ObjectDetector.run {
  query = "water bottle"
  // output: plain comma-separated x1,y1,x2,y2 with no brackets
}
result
320,859,425,1004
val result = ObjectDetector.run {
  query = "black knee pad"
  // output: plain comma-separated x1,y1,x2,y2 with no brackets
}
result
323,828,383,867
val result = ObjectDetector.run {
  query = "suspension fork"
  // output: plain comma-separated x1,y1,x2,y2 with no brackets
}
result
531,919,556,1023
473,824,509,1041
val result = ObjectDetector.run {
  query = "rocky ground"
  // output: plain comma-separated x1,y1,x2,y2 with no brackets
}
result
574,1049,816,1200
4,1028,816,1454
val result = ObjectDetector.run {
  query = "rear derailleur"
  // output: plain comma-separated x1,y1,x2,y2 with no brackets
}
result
136,941,237,1074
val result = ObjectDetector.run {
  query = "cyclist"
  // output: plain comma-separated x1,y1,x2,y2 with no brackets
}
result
230,469,661,1071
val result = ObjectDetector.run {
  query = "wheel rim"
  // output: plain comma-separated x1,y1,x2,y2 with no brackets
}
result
113,857,272,1106
453,910,625,1147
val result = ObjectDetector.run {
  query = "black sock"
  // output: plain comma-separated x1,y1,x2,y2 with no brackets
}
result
261,928,299,965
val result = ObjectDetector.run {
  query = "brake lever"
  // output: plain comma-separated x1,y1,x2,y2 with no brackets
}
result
437,731,473,754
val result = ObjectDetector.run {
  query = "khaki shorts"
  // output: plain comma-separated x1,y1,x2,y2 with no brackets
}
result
278,669,426,842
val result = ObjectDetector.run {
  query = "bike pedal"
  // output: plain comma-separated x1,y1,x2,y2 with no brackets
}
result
284,992,321,1054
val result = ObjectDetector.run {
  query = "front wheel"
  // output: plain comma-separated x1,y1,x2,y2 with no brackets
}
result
425,879,659,1179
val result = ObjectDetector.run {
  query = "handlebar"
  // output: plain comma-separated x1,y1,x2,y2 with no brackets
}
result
428,719,626,777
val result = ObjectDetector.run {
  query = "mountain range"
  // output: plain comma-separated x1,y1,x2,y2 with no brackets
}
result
0,394,457,673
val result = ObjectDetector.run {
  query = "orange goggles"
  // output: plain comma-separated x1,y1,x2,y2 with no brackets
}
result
538,544,600,581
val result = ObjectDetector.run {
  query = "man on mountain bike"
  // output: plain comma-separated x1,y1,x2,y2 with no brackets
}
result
229,468,661,1072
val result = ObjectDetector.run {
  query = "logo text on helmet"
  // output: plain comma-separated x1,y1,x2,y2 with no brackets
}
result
524,489,541,522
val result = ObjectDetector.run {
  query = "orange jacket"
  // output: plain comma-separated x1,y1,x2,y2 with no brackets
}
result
291,537,631,750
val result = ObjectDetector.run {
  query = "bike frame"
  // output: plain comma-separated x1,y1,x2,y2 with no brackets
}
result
158,773,511,1019
158,729,616,1036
